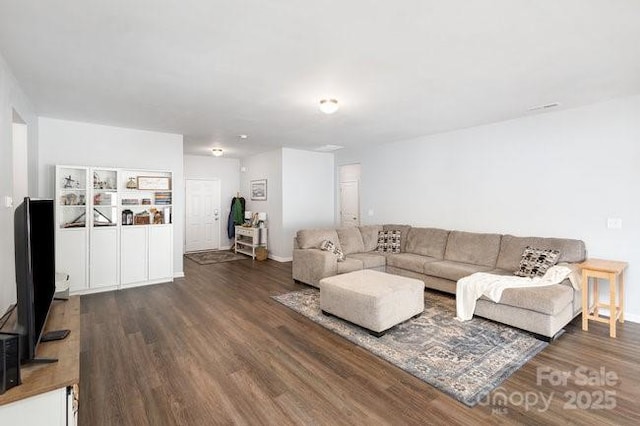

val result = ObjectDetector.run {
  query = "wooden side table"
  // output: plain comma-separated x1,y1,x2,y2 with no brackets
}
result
580,258,628,338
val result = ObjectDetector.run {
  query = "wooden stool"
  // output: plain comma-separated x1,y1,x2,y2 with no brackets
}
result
580,258,628,338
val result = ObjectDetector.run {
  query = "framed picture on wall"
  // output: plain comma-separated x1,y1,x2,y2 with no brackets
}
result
250,179,267,201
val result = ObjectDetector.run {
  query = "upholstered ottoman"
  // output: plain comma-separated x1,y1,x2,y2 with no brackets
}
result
319,270,425,337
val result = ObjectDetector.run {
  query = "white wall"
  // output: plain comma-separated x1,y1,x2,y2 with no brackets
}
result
183,154,240,249
336,94,640,321
38,118,185,277
282,148,335,257
240,149,284,259
0,53,38,313
240,148,335,261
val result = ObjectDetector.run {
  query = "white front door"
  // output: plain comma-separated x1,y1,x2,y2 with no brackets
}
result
185,179,221,252
340,180,360,227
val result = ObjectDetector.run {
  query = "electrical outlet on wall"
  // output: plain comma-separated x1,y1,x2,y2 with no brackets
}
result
3,196,12,208
367,209,374,217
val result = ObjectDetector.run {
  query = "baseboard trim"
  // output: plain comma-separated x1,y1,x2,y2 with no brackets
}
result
174,272,185,278
269,255,293,262
589,308,639,324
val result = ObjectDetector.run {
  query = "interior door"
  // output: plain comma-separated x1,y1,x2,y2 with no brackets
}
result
340,180,360,227
185,179,221,252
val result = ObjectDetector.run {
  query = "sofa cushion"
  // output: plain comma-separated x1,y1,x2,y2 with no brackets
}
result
479,282,574,315
387,253,439,274
424,260,493,282
444,231,501,267
405,227,449,259
359,225,383,252
297,229,342,250
383,224,411,252
319,240,345,262
514,246,560,278
337,257,363,274
347,252,387,269
336,227,365,255
496,235,586,272
376,230,402,253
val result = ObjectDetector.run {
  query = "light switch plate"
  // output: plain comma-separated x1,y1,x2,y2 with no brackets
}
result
607,217,622,229
3,196,12,208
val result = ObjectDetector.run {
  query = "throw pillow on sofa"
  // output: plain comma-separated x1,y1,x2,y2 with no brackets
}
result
319,240,345,262
376,230,401,254
514,246,560,277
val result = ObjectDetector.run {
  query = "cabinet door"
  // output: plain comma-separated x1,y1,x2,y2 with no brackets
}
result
90,227,119,288
148,226,173,281
121,226,148,285
56,229,87,292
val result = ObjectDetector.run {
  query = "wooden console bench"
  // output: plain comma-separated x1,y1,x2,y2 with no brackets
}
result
0,296,80,425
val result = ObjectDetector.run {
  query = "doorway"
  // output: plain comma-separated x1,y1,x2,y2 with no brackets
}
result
339,164,361,227
185,179,221,252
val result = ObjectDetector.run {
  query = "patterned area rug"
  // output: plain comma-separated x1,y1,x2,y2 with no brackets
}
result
273,288,547,407
184,250,248,265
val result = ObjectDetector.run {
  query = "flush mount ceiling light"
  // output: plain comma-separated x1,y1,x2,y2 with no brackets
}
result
319,98,339,114
211,148,223,157
239,134,248,139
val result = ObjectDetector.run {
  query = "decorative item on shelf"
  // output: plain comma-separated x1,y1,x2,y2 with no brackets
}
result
94,192,112,206
62,193,78,206
78,194,85,205
93,171,115,190
93,208,115,226
122,209,134,225
63,175,80,189
163,207,171,224
150,208,164,224
141,198,152,205
121,198,138,205
154,192,171,205
137,176,171,190
126,177,137,189
134,211,150,225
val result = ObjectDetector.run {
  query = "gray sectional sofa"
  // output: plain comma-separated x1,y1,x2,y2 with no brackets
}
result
292,224,586,338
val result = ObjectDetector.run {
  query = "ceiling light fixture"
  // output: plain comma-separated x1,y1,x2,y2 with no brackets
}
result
239,134,248,139
212,148,223,157
319,98,339,114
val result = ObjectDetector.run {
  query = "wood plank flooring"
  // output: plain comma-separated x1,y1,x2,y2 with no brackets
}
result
80,258,640,425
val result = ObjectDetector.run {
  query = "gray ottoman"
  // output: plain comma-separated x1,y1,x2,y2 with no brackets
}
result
319,270,425,337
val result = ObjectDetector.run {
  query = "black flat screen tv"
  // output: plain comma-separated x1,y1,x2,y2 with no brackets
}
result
14,197,56,363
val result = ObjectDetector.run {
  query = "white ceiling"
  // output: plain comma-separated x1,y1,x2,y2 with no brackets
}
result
1,0,639,158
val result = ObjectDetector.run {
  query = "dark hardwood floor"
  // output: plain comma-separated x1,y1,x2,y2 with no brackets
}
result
80,258,640,425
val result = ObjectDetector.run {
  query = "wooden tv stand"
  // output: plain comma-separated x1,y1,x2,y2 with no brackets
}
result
0,296,79,425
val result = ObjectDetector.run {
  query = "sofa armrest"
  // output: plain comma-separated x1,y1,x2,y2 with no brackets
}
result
292,248,338,287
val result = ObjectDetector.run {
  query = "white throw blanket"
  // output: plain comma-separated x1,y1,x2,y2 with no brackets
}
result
455,264,580,321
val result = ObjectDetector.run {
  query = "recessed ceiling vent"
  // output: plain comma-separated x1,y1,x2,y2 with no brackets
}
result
528,102,560,112
316,144,344,152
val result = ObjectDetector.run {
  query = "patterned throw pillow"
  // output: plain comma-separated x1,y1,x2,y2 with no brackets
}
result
376,230,402,254
514,246,560,277
319,240,345,262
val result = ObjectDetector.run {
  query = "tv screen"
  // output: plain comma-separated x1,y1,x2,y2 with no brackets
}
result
14,197,56,363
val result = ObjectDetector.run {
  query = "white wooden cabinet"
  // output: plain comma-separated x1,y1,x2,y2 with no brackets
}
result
121,226,148,285
149,225,173,280
90,227,119,288
55,165,174,294
121,225,173,286
235,226,268,259
56,228,88,292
